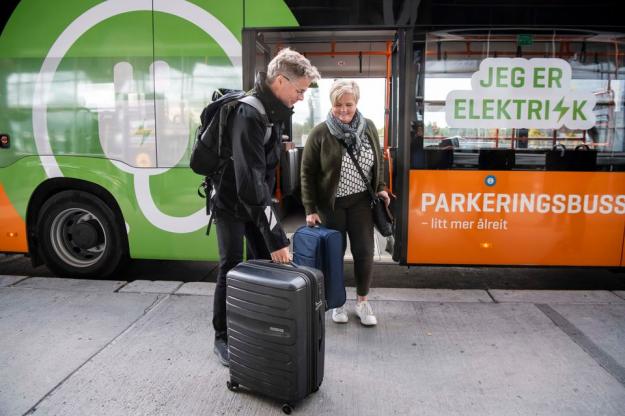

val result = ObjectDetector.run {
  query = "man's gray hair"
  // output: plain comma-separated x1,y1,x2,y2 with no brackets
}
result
267,48,320,83
329,79,360,105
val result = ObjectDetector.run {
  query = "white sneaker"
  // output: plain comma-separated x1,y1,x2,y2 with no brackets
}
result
355,301,377,326
332,306,348,323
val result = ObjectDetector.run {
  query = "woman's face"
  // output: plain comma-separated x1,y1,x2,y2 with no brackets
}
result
331,93,357,124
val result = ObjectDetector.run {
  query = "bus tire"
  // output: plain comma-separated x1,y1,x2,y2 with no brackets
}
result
36,190,128,278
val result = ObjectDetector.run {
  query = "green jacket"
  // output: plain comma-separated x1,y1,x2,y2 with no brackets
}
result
300,119,386,215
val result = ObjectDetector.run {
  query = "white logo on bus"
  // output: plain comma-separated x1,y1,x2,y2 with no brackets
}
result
33,0,242,233
445,58,597,130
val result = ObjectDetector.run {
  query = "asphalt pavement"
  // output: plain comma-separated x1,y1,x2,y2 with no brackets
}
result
1,269,625,415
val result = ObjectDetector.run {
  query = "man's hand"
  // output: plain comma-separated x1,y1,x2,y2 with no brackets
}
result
271,246,291,264
306,213,322,227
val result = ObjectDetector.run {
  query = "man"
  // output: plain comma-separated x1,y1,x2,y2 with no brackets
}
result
212,48,320,366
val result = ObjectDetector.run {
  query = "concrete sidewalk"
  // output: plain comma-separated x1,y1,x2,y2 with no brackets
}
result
1,276,625,416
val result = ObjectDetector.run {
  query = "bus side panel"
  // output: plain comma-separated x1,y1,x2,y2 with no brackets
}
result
622,226,625,267
0,183,27,252
407,170,625,267
0,0,298,263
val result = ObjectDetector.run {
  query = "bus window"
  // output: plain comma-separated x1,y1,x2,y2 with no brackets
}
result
419,30,625,171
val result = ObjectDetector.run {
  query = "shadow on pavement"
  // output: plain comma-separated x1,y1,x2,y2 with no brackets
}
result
1,254,624,290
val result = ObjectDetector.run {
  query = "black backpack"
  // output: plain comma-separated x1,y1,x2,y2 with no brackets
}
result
190,88,272,177
190,88,272,234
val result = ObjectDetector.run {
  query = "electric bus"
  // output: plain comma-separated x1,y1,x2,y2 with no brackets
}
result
1,0,623,277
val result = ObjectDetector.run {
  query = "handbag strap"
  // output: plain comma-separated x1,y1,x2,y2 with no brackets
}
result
338,140,377,203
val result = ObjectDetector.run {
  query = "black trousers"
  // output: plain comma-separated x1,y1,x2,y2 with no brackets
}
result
212,212,270,341
319,191,374,297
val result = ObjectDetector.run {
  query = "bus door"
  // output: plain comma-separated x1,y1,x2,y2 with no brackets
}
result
242,28,404,239
406,29,625,267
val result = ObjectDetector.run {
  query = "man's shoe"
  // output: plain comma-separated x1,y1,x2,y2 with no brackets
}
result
214,338,229,367
332,306,348,323
355,301,377,326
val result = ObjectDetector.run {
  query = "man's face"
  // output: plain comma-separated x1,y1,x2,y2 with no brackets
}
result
273,74,311,108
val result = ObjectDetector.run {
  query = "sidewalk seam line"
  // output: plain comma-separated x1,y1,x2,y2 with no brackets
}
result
535,303,625,388
21,294,170,416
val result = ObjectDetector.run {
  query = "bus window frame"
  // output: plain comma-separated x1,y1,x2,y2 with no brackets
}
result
415,29,625,173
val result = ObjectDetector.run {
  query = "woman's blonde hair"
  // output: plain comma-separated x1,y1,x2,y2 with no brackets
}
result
329,79,360,105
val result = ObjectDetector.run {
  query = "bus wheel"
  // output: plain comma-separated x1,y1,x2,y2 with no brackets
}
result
36,190,128,278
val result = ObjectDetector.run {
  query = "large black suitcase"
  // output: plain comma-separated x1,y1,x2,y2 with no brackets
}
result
226,260,325,414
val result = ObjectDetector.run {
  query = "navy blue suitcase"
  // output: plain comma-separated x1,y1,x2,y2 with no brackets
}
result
292,225,345,310
226,260,325,413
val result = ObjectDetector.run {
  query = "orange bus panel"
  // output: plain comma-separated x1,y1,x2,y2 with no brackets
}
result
407,171,625,267
622,232,625,267
0,184,28,253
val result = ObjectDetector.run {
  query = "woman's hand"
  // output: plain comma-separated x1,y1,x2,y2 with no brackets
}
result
306,213,322,227
377,190,391,207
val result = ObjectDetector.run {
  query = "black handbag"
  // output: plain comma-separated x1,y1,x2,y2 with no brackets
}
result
340,142,394,237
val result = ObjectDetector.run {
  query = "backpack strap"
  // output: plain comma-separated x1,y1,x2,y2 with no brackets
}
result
238,95,273,144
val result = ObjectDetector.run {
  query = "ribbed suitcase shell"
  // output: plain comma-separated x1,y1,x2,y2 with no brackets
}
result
226,260,325,407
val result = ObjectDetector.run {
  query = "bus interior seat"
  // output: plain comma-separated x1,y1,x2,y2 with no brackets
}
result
439,136,460,148
545,145,597,171
478,149,515,170
425,146,454,169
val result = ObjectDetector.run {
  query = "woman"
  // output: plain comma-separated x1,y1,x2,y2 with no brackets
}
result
301,79,390,326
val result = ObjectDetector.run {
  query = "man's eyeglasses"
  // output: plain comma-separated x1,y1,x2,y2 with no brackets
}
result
281,74,307,97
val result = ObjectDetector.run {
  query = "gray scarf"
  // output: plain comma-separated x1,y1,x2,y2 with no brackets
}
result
325,110,366,155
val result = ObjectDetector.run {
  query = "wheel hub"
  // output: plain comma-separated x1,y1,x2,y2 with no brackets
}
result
49,208,106,268
70,220,102,249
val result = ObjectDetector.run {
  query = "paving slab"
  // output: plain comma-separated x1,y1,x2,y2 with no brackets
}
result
174,282,215,296
614,291,625,300
546,303,625,382
26,295,231,416
26,299,625,416
489,290,624,304
118,280,183,294
346,287,492,303
0,287,164,416
0,275,27,287
14,277,126,292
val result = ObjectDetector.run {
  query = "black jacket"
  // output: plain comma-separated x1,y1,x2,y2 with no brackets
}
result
213,73,292,252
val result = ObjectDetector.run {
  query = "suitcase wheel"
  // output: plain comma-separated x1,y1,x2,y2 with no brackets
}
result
281,403,293,414
226,381,239,392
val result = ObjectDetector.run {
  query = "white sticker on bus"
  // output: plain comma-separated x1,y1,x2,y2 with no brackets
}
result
445,58,597,130
32,0,242,233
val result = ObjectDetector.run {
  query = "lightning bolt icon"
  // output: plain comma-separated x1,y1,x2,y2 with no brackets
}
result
553,97,570,123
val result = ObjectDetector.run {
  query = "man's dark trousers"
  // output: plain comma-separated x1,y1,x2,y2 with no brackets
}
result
213,211,271,341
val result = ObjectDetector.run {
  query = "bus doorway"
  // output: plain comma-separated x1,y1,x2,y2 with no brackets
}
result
242,28,409,263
